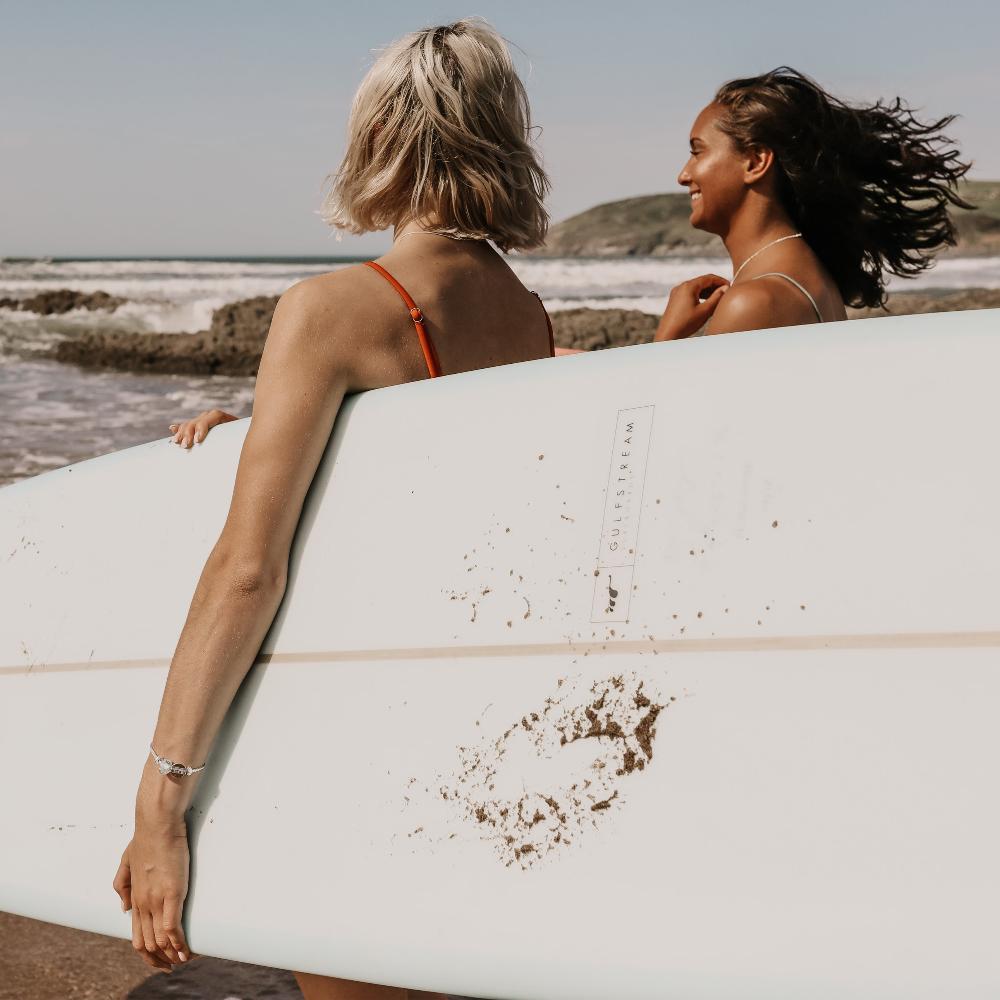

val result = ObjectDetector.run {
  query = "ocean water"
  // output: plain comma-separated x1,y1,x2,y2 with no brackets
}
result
2,253,1000,488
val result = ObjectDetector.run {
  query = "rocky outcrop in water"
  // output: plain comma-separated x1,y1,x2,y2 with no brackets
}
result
0,289,125,314
45,287,1000,376
848,287,1000,319
50,295,279,376
551,308,658,350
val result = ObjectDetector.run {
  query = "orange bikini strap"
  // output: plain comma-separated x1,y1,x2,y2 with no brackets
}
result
363,260,442,378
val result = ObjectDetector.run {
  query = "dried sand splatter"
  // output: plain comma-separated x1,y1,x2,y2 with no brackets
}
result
420,671,674,869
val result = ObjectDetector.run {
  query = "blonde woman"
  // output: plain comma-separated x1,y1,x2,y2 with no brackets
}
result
112,18,553,1000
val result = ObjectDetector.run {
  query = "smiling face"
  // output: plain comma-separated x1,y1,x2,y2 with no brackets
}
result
677,103,750,235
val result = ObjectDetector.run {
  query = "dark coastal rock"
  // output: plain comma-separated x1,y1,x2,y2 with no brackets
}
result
45,287,1000,376
208,294,281,342
531,194,717,258
552,308,658,350
50,294,280,376
0,288,126,314
552,289,1000,351
50,327,258,375
47,299,655,374
848,287,1000,320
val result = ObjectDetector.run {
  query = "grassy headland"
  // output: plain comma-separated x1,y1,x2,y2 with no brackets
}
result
533,180,1000,258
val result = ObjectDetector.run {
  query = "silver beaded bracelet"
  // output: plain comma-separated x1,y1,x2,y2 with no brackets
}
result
149,744,207,778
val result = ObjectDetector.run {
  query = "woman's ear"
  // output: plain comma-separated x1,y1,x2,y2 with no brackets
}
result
743,145,775,186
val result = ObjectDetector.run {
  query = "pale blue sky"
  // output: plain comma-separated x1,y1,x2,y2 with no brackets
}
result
2,0,997,257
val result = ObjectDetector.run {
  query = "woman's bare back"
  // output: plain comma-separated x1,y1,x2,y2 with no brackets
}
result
168,237,552,448
319,237,552,391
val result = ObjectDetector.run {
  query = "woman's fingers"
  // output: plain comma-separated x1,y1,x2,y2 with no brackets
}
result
143,953,174,972
130,903,143,952
160,891,192,962
192,416,214,445
142,950,174,973
119,831,189,973
112,854,132,912
151,898,182,965
139,902,175,968
152,894,183,964
169,409,238,448
139,903,158,955
170,419,199,448
696,272,729,288
154,925,182,965
131,905,170,971
700,283,729,310
657,274,730,341
691,273,730,301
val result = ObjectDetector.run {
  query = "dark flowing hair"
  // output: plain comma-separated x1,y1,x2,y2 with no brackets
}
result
713,67,974,308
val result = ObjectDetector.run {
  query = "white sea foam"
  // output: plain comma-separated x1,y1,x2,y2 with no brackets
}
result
886,255,1000,288
0,258,357,334
545,296,668,315
3,255,997,337
509,255,731,294
3,252,999,488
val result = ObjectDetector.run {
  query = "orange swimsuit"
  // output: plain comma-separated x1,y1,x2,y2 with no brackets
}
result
364,260,555,378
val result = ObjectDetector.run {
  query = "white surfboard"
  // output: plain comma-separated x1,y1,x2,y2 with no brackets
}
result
2,310,999,999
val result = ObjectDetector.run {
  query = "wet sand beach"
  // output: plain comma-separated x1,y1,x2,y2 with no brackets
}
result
0,912,474,999
0,911,150,1000
0,911,303,999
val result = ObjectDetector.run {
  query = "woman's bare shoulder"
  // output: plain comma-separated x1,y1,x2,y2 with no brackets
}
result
276,265,402,389
705,278,810,335
280,264,378,319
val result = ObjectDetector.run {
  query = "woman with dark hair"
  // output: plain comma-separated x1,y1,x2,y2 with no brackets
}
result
655,66,973,341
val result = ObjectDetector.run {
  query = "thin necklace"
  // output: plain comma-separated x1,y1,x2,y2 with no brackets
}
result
731,232,803,283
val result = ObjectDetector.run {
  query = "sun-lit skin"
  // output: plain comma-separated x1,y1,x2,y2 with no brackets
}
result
679,102,766,243
117,206,552,1000
656,102,847,340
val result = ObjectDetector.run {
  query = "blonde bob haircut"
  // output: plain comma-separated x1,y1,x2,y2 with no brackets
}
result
321,17,549,253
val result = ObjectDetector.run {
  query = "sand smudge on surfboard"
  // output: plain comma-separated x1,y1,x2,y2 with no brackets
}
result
407,672,674,869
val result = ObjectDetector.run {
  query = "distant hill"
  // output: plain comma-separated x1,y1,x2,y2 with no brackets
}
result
533,180,1000,258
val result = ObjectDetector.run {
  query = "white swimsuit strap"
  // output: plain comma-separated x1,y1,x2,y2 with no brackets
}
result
751,271,823,323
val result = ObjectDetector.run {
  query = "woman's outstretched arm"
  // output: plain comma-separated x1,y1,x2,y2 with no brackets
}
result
113,275,360,971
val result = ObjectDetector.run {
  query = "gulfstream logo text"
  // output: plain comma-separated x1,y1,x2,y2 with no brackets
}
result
592,406,654,623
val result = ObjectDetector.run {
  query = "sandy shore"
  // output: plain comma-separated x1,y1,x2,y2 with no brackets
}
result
0,911,151,1000
0,911,482,999
0,911,305,999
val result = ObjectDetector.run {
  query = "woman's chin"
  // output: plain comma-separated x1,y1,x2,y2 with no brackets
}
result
688,206,721,235
688,209,708,231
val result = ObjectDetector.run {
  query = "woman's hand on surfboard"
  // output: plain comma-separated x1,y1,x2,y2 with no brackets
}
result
654,274,730,341
113,817,196,972
168,409,239,448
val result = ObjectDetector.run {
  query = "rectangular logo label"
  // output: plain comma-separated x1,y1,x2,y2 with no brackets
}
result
591,405,654,623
